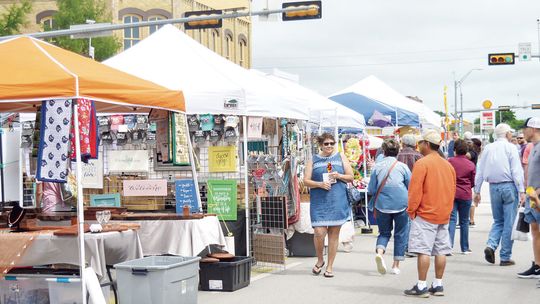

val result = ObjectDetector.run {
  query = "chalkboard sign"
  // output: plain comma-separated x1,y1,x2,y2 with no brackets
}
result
175,179,199,213
207,180,237,221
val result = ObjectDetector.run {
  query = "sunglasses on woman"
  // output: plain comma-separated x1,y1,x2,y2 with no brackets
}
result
323,142,335,146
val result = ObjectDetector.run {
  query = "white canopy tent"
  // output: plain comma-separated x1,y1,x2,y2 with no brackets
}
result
104,24,309,120
254,70,366,129
332,75,442,130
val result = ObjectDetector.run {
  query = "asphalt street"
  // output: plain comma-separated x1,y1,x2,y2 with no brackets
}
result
199,185,538,303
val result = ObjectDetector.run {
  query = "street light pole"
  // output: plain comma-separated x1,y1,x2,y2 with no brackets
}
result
455,68,482,136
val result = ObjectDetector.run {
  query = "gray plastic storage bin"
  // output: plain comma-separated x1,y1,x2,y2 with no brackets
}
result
114,256,201,304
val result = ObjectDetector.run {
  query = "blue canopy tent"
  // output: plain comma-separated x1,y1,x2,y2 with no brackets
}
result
329,92,420,127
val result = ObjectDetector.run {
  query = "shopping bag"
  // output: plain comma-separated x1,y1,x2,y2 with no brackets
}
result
511,207,531,241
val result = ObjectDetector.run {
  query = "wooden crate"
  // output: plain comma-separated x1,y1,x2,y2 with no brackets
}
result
252,233,285,265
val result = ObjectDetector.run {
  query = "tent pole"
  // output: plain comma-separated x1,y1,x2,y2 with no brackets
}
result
242,116,250,256
363,130,369,227
184,114,202,211
73,101,87,304
18,146,24,208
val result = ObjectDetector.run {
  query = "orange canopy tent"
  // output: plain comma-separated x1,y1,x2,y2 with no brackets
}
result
0,36,186,303
0,36,185,113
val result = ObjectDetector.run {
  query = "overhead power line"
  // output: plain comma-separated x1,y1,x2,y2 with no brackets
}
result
253,56,485,69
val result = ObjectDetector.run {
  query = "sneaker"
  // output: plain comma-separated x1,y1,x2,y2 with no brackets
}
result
461,250,472,255
390,267,401,275
517,262,540,278
375,254,387,275
470,222,476,228
404,285,430,298
428,285,445,296
500,260,516,266
484,247,495,264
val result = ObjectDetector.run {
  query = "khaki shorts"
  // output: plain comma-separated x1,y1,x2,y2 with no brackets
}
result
408,216,452,256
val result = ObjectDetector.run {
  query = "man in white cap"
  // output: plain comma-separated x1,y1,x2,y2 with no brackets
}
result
404,130,456,297
474,123,525,266
517,117,540,285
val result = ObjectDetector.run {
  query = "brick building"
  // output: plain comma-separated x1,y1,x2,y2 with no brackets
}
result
0,0,251,67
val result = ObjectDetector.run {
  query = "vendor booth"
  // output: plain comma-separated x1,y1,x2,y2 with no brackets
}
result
105,24,315,271
0,36,224,303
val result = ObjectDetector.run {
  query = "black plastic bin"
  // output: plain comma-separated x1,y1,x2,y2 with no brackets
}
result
199,256,253,292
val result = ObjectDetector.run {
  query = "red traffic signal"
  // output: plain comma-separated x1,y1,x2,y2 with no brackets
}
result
184,10,222,30
282,1,322,21
488,53,515,65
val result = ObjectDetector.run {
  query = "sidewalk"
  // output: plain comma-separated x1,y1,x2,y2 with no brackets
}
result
199,190,538,303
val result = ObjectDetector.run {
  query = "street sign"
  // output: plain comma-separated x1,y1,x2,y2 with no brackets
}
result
69,23,112,39
519,42,532,61
480,111,496,130
532,104,540,110
498,105,511,111
482,99,493,109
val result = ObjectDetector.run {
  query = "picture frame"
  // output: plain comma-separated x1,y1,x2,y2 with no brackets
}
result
90,193,121,207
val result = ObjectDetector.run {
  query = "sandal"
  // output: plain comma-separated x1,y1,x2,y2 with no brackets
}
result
323,271,334,278
312,261,325,275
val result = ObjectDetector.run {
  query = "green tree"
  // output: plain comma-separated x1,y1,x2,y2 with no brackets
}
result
0,0,32,36
50,0,120,61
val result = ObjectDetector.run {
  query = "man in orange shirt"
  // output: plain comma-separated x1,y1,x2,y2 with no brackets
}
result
404,130,456,298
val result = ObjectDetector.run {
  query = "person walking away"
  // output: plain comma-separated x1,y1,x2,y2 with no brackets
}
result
468,138,482,227
368,139,411,275
517,118,540,285
448,139,476,254
447,132,459,158
304,133,354,278
397,134,423,172
404,130,456,298
474,123,525,266
397,134,423,257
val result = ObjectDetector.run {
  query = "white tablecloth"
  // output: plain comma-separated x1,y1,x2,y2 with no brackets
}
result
115,216,227,257
15,230,143,279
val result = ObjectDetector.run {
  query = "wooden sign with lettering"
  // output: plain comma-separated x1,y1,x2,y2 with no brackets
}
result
81,156,103,189
123,179,168,197
207,180,237,221
175,179,199,213
208,146,237,173
107,150,149,173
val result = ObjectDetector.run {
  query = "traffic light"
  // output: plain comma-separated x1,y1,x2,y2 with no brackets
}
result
488,53,515,65
282,1,322,21
184,10,222,30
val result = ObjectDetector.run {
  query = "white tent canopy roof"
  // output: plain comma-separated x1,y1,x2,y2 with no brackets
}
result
104,25,309,120
333,75,441,129
254,70,366,129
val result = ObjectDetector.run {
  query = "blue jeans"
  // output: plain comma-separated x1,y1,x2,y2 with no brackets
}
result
376,210,409,261
487,182,519,261
448,199,472,252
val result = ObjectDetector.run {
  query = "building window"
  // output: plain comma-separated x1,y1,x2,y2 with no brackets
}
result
41,16,54,31
148,15,165,35
225,34,233,60
123,15,141,50
210,30,219,52
239,39,247,67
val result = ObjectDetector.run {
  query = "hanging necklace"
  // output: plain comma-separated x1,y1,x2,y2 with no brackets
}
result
7,209,25,228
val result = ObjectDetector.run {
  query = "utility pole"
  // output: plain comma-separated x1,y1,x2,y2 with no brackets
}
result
454,69,482,136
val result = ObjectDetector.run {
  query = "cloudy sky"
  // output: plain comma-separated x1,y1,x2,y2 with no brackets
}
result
251,0,540,122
